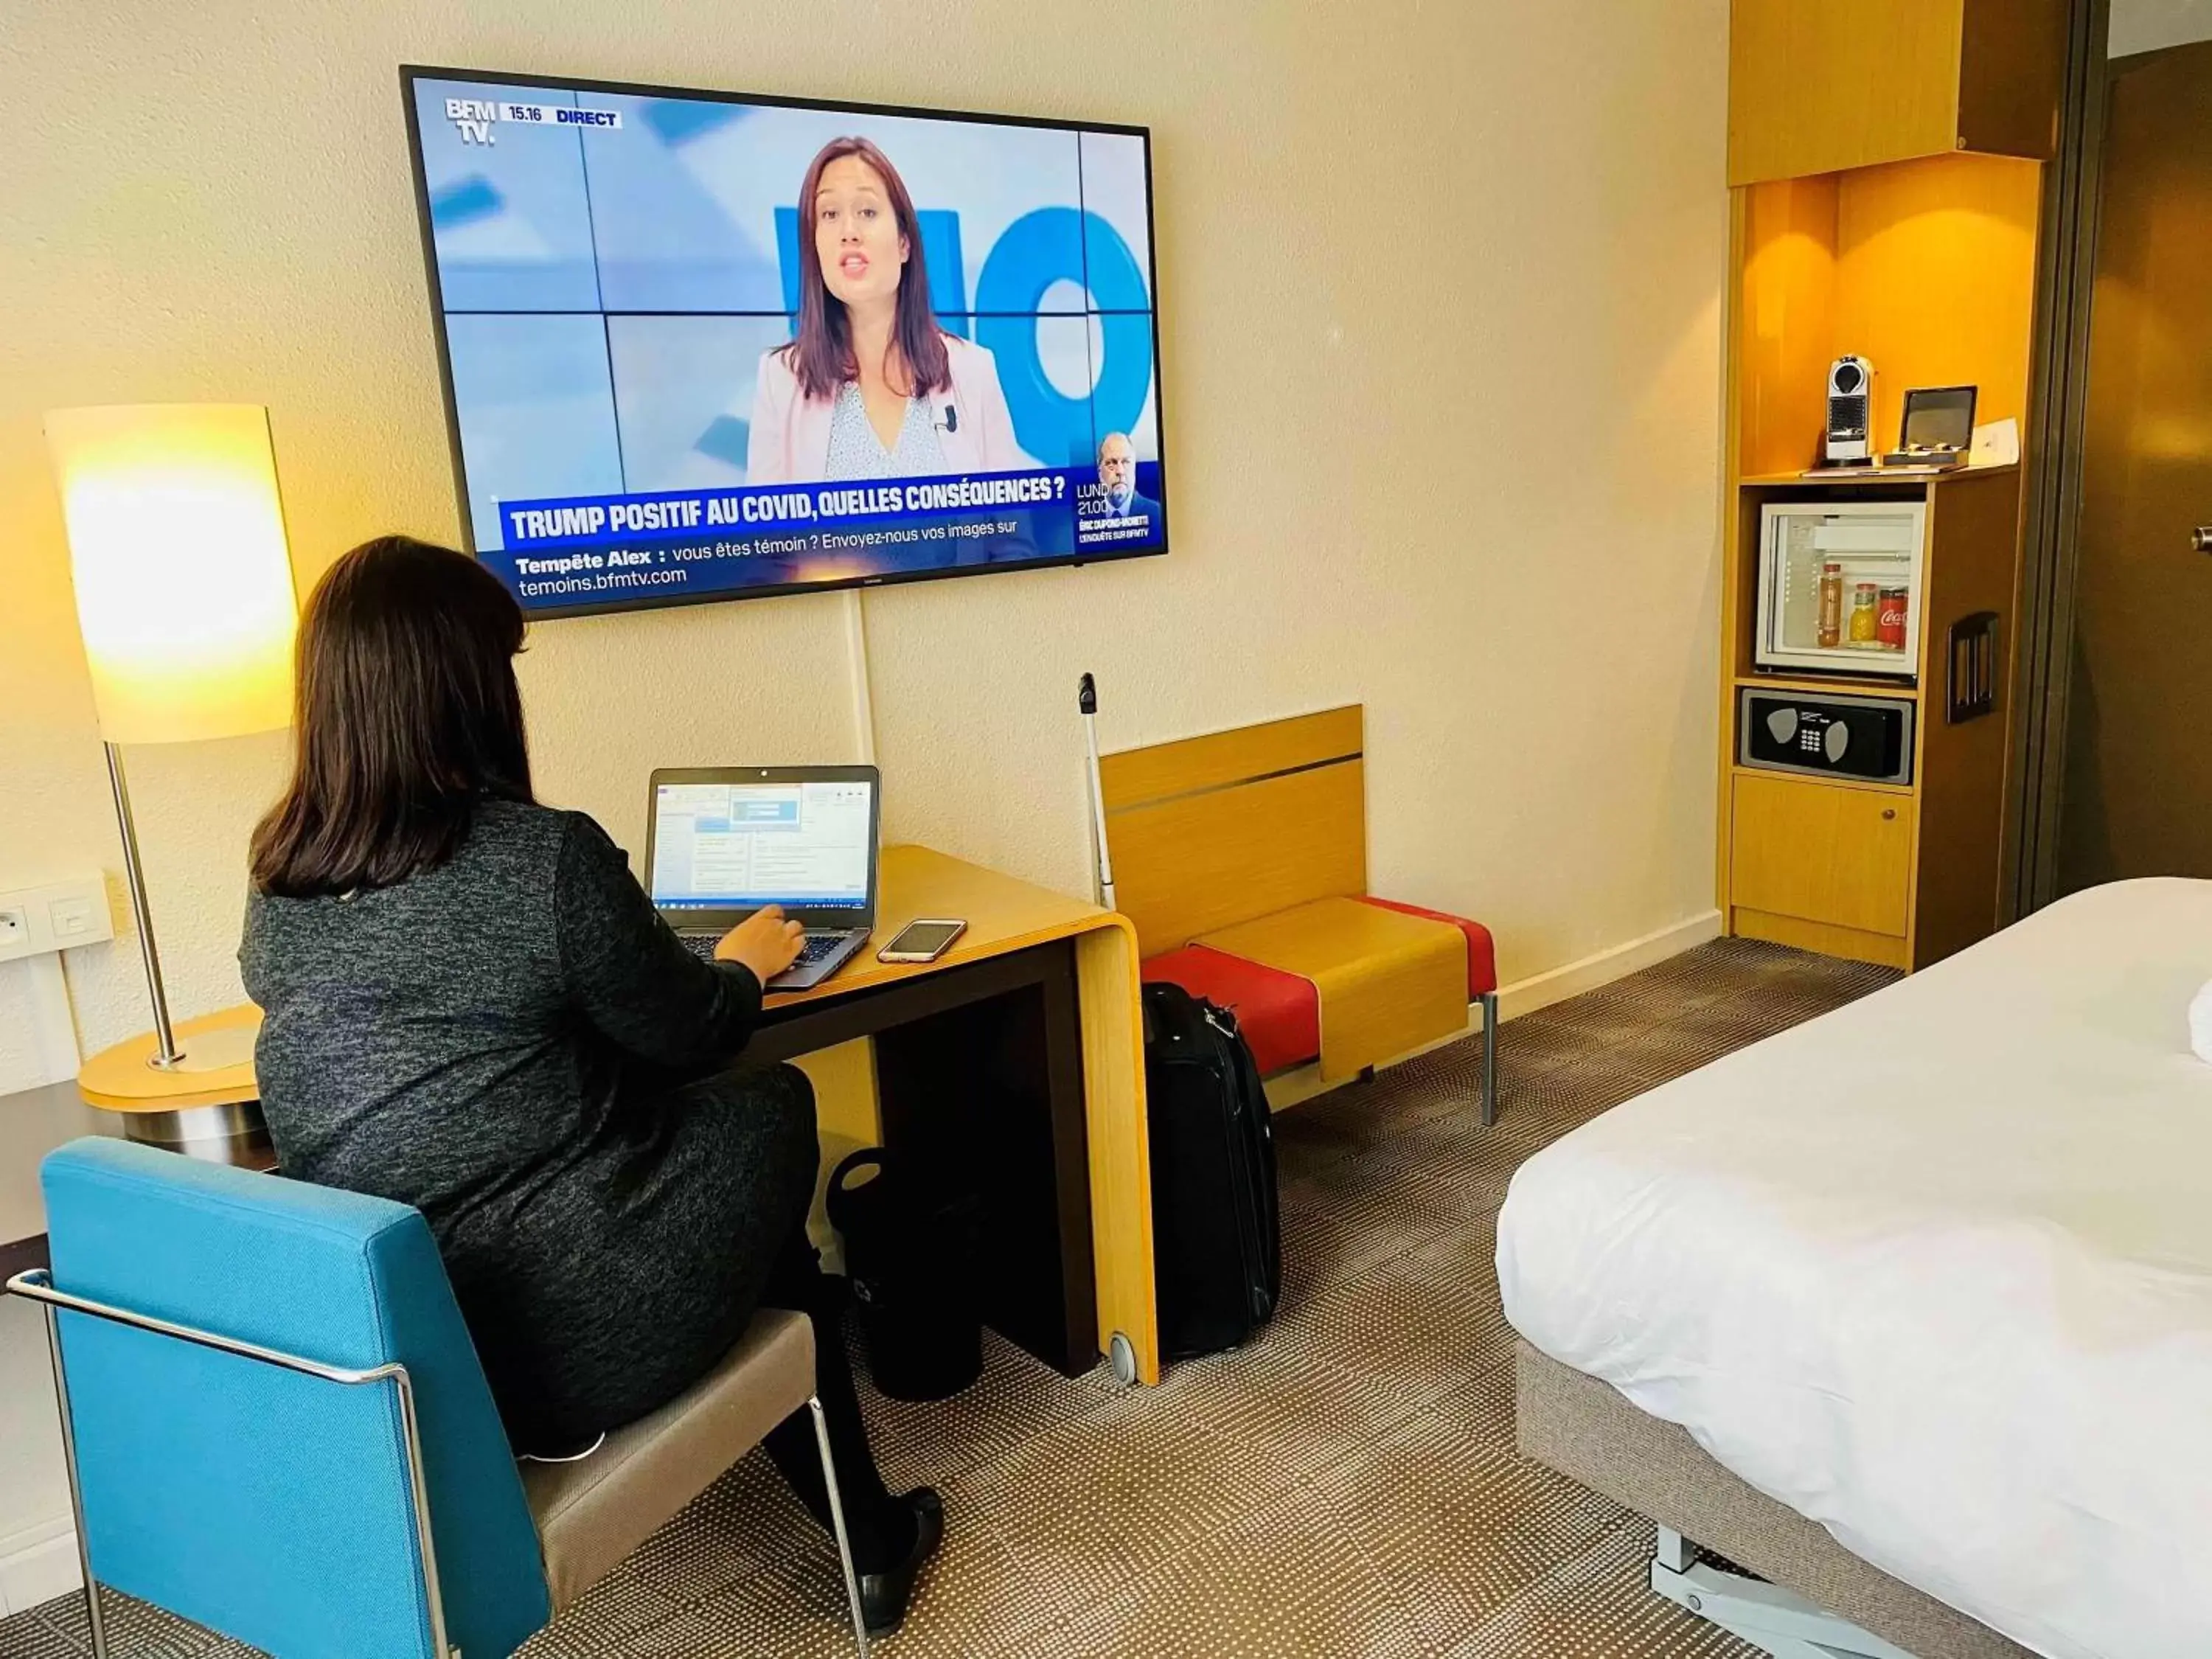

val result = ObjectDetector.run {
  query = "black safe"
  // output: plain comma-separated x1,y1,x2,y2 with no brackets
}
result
1738,688,1914,785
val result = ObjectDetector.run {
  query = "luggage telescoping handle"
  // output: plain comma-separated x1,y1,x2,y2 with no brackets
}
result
1079,672,1117,912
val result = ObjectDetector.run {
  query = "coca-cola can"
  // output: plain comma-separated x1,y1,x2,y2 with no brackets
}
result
1877,586,1909,650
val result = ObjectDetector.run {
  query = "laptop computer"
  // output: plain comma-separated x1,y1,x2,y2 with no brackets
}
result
643,765,881,992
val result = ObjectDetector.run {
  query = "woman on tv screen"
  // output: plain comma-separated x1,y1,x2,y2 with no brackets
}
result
747,136,1029,484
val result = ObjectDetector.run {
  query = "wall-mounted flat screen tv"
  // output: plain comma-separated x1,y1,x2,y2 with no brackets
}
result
401,66,1167,617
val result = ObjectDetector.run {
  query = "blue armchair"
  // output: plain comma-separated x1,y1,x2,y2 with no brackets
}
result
6,1138,872,1658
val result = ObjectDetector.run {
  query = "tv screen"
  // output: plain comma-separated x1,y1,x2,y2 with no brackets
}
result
400,67,1168,617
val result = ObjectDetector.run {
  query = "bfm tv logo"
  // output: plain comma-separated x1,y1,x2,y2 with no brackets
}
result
445,98,622,146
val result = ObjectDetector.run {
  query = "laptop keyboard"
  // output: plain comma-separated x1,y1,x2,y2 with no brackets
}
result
682,932,846,967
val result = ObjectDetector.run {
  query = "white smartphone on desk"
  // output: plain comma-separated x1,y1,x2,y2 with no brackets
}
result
877,918,967,963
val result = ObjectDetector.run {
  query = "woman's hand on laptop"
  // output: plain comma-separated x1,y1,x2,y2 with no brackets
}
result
717,905,807,983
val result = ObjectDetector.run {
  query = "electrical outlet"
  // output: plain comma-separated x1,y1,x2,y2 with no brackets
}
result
0,875,113,964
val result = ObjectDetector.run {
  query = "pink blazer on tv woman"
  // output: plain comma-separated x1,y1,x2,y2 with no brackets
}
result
745,333,1029,485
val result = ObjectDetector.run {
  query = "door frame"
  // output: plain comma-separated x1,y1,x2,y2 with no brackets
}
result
2006,0,2111,917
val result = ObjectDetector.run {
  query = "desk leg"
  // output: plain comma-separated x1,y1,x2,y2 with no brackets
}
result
1074,924,1160,1385
1037,950,1099,1374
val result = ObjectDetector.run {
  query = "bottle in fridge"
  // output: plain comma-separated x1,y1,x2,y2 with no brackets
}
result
1849,582,1880,644
1817,562,1844,648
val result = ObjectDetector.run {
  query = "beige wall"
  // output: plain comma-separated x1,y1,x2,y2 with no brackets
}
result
2111,0,2212,55
0,0,1728,1085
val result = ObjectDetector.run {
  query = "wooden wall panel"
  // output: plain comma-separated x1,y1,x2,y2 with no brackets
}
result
1729,0,1965,185
1911,468,2022,967
1957,0,2067,163
1098,706,1362,811
1834,152,2044,453
1737,175,1841,478
1100,706,1367,956
1106,762,1366,955
1728,0,2060,185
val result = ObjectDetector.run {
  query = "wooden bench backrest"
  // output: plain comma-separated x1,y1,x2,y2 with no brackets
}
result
1098,705,1366,956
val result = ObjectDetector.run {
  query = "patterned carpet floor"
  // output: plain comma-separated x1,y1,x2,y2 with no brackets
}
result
0,938,1896,1658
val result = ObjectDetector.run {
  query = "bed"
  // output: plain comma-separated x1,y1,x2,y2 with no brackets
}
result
1497,879,2212,1659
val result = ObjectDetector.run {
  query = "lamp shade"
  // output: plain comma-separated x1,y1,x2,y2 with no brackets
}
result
45,403,299,745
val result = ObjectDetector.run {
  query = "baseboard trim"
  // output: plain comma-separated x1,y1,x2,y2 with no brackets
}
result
0,1517,79,1614
1495,908,1723,1022
1262,908,1722,1112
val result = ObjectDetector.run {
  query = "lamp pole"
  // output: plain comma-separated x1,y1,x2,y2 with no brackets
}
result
103,742,180,1067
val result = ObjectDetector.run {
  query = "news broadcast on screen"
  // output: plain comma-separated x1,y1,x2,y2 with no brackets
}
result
404,70,1168,616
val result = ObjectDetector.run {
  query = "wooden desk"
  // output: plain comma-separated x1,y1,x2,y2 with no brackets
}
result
760,845,1158,1385
63,846,1161,1384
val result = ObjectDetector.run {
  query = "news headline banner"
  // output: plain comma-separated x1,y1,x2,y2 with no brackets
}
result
487,466,1162,607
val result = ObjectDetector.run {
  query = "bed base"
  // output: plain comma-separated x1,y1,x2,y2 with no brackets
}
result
1514,1341,2036,1659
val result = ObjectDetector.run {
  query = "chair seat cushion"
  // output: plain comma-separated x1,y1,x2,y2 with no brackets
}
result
521,1310,815,1610
1356,897,1498,997
1142,945,1321,1076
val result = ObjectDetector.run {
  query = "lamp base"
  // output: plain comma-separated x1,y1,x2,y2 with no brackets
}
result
146,1023,260,1074
122,1102,275,1169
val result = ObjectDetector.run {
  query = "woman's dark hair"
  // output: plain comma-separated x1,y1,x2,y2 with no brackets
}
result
250,536,533,898
779,136,952,402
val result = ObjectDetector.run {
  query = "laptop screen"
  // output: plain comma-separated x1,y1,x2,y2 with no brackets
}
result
650,778,874,914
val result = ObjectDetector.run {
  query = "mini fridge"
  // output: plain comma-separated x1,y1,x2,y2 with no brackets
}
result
1754,501,1927,678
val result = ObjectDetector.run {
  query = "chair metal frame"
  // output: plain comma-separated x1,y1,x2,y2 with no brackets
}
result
1479,990,1500,1127
5,1267,873,1658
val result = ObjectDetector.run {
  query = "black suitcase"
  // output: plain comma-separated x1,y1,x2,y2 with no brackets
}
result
1142,981,1281,1359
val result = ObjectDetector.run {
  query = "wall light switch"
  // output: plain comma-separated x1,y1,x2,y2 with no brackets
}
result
0,907,26,950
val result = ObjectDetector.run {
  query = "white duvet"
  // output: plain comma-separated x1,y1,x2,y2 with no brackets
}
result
1498,880,2212,1659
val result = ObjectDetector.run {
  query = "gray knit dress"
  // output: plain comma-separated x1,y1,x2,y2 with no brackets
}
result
239,798,817,1449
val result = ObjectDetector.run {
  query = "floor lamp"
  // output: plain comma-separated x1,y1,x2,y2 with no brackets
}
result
44,404,299,1074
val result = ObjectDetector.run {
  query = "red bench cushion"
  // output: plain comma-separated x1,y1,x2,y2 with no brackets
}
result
1141,945,1321,1077
1354,898,1498,997
1144,900,1495,1077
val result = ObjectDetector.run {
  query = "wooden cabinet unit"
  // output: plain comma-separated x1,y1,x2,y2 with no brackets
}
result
1717,4,2060,973
1723,467,2022,971
1728,0,2067,185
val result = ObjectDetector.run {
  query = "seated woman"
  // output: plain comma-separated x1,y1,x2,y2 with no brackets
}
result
240,535,940,1634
